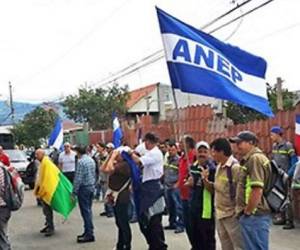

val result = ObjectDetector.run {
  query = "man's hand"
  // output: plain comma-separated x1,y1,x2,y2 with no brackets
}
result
201,168,209,181
184,176,194,187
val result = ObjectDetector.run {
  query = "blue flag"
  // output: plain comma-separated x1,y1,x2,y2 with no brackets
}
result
121,151,141,216
112,112,123,148
156,7,273,116
48,118,63,150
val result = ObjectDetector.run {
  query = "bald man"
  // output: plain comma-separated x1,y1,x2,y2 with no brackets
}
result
34,149,55,237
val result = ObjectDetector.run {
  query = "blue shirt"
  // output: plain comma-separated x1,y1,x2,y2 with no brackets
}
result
73,154,96,195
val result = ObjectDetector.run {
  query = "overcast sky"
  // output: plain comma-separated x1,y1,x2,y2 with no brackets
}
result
0,0,299,103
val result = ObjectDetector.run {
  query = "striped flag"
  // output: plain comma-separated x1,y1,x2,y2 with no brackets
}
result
34,156,76,218
48,118,63,150
156,7,273,116
295,115,300,159
113,112,123,148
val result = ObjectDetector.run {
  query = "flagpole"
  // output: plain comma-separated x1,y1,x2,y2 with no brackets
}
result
171,88,191,166
171,88,180,142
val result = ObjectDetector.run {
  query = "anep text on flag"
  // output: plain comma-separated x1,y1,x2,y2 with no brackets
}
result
156,7,273,117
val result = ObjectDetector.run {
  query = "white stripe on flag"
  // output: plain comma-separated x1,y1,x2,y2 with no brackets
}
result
296,122,300,135
113,117,120,132
53,128,63,150
161,33,268,99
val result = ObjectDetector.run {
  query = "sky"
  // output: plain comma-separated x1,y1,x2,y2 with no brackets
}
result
0,0,299,103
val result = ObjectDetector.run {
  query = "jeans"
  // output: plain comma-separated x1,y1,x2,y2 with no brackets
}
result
78,186,94,237
114,202,132,250
41,201,54,230
239,214,271,250
0,207,11,250
182,199,193,245
128,194,137,221
94,181,102,200
105,203,114,216
166,188,184,229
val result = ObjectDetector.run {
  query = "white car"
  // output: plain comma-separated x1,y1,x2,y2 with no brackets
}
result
5,149,37,189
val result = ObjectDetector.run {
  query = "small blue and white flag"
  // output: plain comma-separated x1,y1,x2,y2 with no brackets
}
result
113,112,123,148
156,7,273,116
48,118,64,150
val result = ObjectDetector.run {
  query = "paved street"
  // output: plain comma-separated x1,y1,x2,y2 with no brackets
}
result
8,190,300,250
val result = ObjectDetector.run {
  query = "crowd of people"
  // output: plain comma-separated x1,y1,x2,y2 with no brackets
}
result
0,125,300,250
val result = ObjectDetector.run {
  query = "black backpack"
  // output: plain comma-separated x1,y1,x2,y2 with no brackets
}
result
0,166,25,211
263,159,289,213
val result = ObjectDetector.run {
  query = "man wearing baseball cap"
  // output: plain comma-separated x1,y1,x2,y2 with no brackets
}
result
270,126,297,229
186,141,216,250
230,131,272,250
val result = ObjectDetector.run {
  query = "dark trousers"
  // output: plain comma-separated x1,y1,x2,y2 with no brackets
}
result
114,202,132,250
128,194,137,220
182,200,193,245
139,214,167,250
41,201,54,230
190,216,215,250
0,207,11,250
78,186,94,237
166,188,184,229
63,171,75,184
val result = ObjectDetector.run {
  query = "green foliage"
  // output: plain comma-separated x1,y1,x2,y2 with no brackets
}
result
225,84,295,124
63,84,129,130
11,107,58,147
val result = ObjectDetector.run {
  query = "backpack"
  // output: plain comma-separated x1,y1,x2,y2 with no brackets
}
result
263,159,289,213
0,165,25,211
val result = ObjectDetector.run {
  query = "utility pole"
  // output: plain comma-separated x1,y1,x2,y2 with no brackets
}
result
145,96,152,116
9,81,15,123
276,77,284,111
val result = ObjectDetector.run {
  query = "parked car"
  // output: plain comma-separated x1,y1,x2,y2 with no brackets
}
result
5,149,38,189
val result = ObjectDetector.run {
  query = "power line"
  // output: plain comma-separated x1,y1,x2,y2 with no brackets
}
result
223,4,244,42
208,0,275,34
93,0,275,88
90,0,252,87
90,0,254,88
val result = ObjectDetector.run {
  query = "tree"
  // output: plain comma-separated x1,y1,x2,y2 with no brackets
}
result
225,84,295,124
11,107,58,147
63,84,129,130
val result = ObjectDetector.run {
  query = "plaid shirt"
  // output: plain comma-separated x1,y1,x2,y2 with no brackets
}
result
0,166,6,206
73,154,96,195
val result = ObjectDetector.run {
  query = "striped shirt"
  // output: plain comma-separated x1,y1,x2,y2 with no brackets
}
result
0,166,6,206
73,154,96,195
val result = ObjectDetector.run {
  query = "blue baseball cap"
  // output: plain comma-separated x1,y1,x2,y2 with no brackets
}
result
271,126,283,135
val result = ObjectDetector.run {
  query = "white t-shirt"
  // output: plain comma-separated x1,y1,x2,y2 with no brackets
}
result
140,146,164,183
58,151,76,173
135,142,148,156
